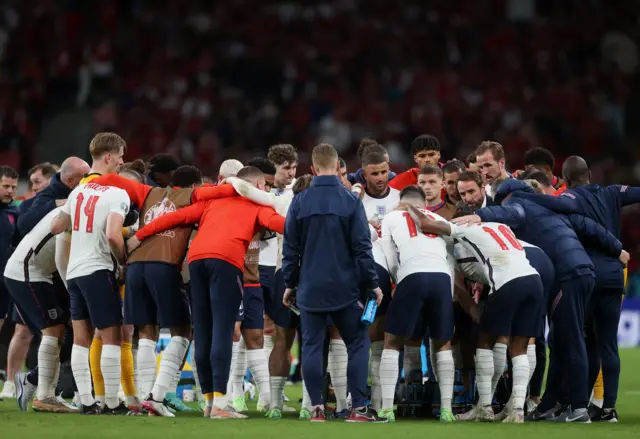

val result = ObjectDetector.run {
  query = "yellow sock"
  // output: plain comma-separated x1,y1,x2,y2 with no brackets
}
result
204,392,214,401
593,368,604,401
90,338,105,398
213,392,224,398
120,341,136,397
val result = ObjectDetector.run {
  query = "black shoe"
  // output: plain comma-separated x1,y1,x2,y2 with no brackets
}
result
346,406,383,423
588,404,602,421
81,403,102,415
102,403,132,415
598,408,619,423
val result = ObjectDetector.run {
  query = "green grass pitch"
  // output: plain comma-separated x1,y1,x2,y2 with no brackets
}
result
2,349,640,439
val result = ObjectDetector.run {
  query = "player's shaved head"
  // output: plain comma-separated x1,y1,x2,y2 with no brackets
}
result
562,156,590,188
60,156,90,189
237,166,264,184
400,185,426,208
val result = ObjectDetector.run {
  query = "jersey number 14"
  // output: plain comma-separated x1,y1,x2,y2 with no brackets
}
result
73,193,100,233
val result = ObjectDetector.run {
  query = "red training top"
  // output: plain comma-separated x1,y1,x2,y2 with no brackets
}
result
552,184,567,196
92,174,237,206
135,197,285,270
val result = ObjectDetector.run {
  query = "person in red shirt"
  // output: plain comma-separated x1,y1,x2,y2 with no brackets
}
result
389,134,444,191
128,166,285,419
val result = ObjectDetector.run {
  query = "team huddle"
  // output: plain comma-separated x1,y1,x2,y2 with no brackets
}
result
0,131,635,424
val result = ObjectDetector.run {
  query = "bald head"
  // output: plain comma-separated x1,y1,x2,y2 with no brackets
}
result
562,156,590,188
60,157,90,189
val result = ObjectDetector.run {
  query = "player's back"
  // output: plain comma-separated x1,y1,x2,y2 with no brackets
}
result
4,207,62,283
454,221,537,291
190,196,281,270
66,182,130,280
383,209,450,283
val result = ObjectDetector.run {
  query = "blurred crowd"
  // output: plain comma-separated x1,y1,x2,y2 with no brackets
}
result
1,0,640,285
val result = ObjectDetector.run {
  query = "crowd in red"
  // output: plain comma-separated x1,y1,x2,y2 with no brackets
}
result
1,0,639,288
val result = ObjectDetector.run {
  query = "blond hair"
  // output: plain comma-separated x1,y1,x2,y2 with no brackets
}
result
89,132,127,159
524,179,543,194
312,143,338,171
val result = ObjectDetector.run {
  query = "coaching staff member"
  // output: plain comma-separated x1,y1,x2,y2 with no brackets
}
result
282,143,383,423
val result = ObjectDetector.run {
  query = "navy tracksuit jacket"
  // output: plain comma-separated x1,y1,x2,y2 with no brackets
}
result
512,183,640,408
476,179,623,411
282,175,378,408
16,173,72,238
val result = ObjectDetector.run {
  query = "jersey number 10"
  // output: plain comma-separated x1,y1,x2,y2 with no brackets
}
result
482,225,523,251
403,212,437,238
73,193,100,233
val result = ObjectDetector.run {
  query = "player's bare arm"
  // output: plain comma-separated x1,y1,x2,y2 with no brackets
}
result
50,210,71,235
106,211,126,265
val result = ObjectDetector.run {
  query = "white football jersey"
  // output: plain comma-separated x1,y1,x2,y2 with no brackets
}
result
381,209,452,285
64,183,130,280
4,208,63,283
362,187,400,269
451,221,538,293
259,183,294,267
453,241,488,285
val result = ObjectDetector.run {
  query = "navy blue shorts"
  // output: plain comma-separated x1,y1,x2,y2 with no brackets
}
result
4,277,68,332
11,301,25,324
386,272,454,340
240,285,264,330
67,270,122,329
375,263,392,316
525,247,555,302
480,274,543,337
259,265,275,292
264,269,299,329
124,262,190,328
0,277,9,320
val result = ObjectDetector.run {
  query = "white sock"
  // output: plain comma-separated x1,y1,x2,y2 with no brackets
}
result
137,339,157,399
247,348,270,406
511,354,530,412
49,360,61,399
370,341,383,411
37,336,60,401
191,352,202,401
232,339,247,399
101,344,122,409
476,348,494,406
71,345,94,407
492,343,507,397
403,345,422,379
327,339,348,411
301,380,312,409
214,394,227,409
151,336,189,401
436,350,455,412
264,335,275,361
592,397,603,408
270,376,286,409
169,368,182,394
380,349,399,410
527,343,537,383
